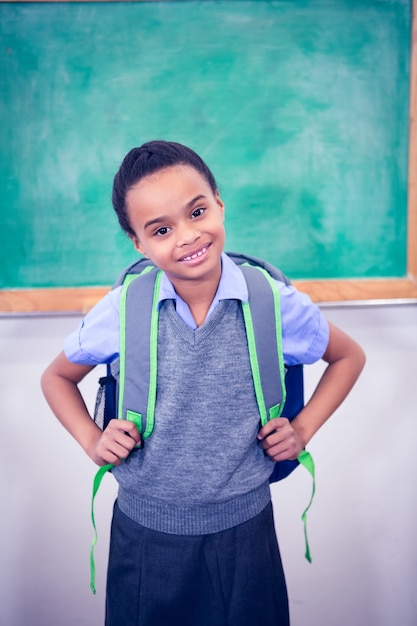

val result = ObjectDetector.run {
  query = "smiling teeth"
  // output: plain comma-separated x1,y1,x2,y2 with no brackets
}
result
183,247,207,261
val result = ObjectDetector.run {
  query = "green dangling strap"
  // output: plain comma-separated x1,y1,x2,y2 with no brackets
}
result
90,463,113,594
297,449,316,563
241,265,317,562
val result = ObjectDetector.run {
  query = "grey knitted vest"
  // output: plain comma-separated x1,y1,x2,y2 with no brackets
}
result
113,298,274,535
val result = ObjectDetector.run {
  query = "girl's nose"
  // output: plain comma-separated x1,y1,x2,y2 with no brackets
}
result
177,222,200,246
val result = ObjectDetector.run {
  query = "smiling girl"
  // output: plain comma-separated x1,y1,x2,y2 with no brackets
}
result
41,140,365,626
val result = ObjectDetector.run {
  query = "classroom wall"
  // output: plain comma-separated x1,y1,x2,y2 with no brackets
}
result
1,303,416,626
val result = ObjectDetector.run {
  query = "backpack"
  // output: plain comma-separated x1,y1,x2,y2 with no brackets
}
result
89,252,316,594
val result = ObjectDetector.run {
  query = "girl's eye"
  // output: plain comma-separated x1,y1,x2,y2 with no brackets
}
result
191,207,205,219
154,226,171,237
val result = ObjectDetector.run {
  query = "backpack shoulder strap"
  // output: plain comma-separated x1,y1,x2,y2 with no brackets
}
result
118,266,162,438
226,251,291,285
232,256,305,483
239,264,286,425
112,256,156,287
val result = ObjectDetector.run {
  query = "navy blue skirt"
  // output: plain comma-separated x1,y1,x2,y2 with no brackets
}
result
105,500,289,626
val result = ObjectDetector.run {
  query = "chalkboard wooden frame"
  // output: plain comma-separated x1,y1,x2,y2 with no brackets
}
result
1,0,416,312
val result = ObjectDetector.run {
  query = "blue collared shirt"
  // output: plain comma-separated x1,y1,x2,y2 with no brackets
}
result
64,253,329,366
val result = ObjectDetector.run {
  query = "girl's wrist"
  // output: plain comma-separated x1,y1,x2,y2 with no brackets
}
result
80,423,103,461
291,415,314,450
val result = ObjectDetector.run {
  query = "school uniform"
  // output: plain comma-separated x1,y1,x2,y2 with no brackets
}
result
65,253,329,626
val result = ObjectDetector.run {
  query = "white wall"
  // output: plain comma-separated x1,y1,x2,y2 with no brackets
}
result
0,304,416,626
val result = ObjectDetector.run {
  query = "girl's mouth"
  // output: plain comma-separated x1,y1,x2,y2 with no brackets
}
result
179,244,211,263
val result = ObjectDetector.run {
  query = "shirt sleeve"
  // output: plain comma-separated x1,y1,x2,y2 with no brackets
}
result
64,286,122,365
279,282,329,366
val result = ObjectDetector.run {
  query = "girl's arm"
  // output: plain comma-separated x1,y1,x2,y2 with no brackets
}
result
41,351,140,466
258,321,366,461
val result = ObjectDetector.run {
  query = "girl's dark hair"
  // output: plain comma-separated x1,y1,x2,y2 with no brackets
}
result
112,140,218,237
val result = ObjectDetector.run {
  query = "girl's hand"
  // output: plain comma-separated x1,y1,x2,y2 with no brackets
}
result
257,417,304,462
41,352,144,467
90,419,141,466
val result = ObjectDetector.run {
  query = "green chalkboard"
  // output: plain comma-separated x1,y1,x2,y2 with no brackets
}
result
0,0,411,288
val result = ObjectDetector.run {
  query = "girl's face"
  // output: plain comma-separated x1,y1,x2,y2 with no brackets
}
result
126,165,225,289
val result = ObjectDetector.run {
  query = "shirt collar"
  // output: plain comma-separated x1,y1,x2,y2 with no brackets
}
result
158,252,248,306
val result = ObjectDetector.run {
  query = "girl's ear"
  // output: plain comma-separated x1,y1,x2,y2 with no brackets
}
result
130,235,148,258
215,190,225,220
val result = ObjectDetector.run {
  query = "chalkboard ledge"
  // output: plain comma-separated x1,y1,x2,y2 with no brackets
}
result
1,278,417,314
293,277,417,304
0,286,110,315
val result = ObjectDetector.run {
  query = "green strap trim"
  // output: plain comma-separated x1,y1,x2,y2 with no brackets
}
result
241,300,268,426
297,449,316,563
90,463,113,594
126,410,143,447
126,409,142,431
268,403,281,420
142,270,162,438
